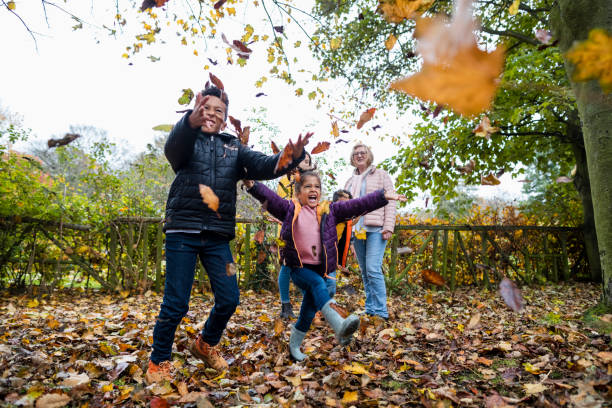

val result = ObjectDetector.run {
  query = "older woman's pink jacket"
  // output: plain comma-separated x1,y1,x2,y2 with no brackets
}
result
344,166,396,233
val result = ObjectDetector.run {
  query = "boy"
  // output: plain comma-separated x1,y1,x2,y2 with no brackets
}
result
146,85,311,384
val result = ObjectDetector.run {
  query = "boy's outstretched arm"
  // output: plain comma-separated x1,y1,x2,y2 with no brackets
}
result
238,132,313,179
244,181,292,221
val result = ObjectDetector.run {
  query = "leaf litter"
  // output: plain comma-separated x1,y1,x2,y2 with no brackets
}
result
0,283,609,407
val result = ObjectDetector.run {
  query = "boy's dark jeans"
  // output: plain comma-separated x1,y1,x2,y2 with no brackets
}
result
150,232,239,364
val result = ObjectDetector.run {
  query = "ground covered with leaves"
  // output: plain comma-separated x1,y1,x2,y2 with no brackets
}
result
0,282,610,407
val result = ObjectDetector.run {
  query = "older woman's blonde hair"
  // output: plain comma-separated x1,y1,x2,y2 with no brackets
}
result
350,143,374,168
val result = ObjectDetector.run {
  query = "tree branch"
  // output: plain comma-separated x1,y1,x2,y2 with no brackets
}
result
2,0,39,50
481,26,539,45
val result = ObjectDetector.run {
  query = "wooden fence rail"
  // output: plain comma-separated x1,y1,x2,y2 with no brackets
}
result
0,216,584,292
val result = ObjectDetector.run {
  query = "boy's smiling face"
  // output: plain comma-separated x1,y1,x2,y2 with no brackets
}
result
296,175,321,209
200,95,227,134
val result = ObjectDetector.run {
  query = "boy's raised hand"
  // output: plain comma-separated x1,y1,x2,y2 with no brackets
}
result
384,191,407,202
188,93,210,130
291,132,314,160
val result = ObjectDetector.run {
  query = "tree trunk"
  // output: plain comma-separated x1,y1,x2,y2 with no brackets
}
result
552,0,612,304
568,119,602,281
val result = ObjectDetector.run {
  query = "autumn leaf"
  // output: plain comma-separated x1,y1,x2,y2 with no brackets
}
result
198,184,220,217
357,108,376,129
221,33,253,59
228,115,242,135
421,268,446,287
35,393,71,408
271,141,280,154
473,116,500,140
254,229,265,244
481,173,501,186
523,383,547,395
354,229,367,240
140,0,169,11
213,0,227,9
508,0,520,15
391,45,505,116
331,121,339,138
209,72,224,90
225,263,236,277
566,29,612,93
499,277,524,312
150,397,170,408
457,159,475,175
274,142,294,174
273,318,284,336
343,362,369,375
341,390,359,403
48,133,81,149
240,126,250,145
311,141,330,155
377,0,434,23
178,88,194,105
385,33,398,50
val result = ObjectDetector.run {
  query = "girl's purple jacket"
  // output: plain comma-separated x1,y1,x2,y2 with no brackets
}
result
247,182,389,276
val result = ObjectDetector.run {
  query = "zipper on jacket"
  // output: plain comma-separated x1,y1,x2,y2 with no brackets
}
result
209,135,216,188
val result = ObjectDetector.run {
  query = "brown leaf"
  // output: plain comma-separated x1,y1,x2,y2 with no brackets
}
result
198,184,220,216
357,108,376,129
311,141,330,155
140,0,169,11
481,173,501,185
47,133,81,149
499,277,524,312
271,141,280,154
257,250,266,264
457,159,475,175
240,126,250,145
273,318,284,336
209,72,224,90
473,116,500,140
213,0,227,9
421,268,446,286
254,230,265,244
274,142,294,174
226,263,236,277
150,397,170,408
228,115,242,135
35,393,71,408
467,312,481,330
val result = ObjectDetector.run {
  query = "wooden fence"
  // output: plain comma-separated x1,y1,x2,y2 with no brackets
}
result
0,216,584,292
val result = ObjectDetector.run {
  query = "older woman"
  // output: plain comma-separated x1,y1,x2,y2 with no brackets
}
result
344,144,397,320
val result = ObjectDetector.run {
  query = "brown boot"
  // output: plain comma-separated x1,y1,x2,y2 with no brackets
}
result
189,335,229,371
145,360,174,385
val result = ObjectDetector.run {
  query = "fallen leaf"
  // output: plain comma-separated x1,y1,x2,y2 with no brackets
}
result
35,393,71,408
523,382,547,395
150,397,170,408
467,312,481,330
273,318,284,336
341,390,359,403
60,373,90,388
311,141,330,155
343,362,369,375
357,108,376,129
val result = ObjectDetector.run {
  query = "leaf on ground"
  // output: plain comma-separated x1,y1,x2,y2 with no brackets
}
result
150,397,170,408
35,393,71,408
523,382,547,395
467,312,481,329
343,362,369,375
341,390,359,403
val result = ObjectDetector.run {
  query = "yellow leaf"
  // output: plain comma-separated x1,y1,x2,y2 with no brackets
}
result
7,1,15,10
473,116,500,140
330,37,342,50
27,298,39,308
136,32,156,44
385,33,398,50
566,29,612,93
343,362,369,375
273,318,284,336
331,121,339,138
354,229,367,240
508,0,520,15
523,362,543,375
258,314,271,322
101,383,114,392
341,390,358,403
481,173,501,186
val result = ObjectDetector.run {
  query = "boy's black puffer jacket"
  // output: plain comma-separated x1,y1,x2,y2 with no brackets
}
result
163,111,301,239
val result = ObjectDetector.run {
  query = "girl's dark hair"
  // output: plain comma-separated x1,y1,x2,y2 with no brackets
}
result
333,189,352,202
294,171,321,193
201,86,229,119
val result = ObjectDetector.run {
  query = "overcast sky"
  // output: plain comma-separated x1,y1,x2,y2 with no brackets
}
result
0,1,525,206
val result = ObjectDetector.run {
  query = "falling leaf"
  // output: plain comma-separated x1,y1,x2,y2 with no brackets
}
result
226,263,236,277
229,115,242,135
556,176,573,183
208,58,218,65
7,1,16,11
421,268,446,286
457,159,475,175
481,173,501,186
508,0,520,15
523,383,547,395
377,0,434,23
222,33,253,59
311,141,331,155
255,92,267,97
198,184,220,216
273,25,284,33
274,142,294,173
391,45,505,116
47,133,81,149
335,138,349,143
385,33,398,50
357,108,376,129
566,29,612,93
330,37,342,50
372,124,381,131
331,121,339,138
213,0,227,9
271,141,280,154
140,0,169,11
535,29,553,45
209,72,224,90
473,116,500,140
178,88,194,105
152,124,173,132
499,277,524,312
240,126,250,145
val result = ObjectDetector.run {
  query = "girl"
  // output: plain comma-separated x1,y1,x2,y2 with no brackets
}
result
244,172,406,361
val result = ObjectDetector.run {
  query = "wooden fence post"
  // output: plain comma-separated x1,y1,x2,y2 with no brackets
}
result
141,224,149,284
442,230,449,280
480,231,490,289
431,230,439,271
450,231,458,290
109,224,117,287
243,223,251,283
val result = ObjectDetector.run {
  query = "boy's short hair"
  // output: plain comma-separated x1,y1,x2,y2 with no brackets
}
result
201,86,229,119
333,189,352,202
